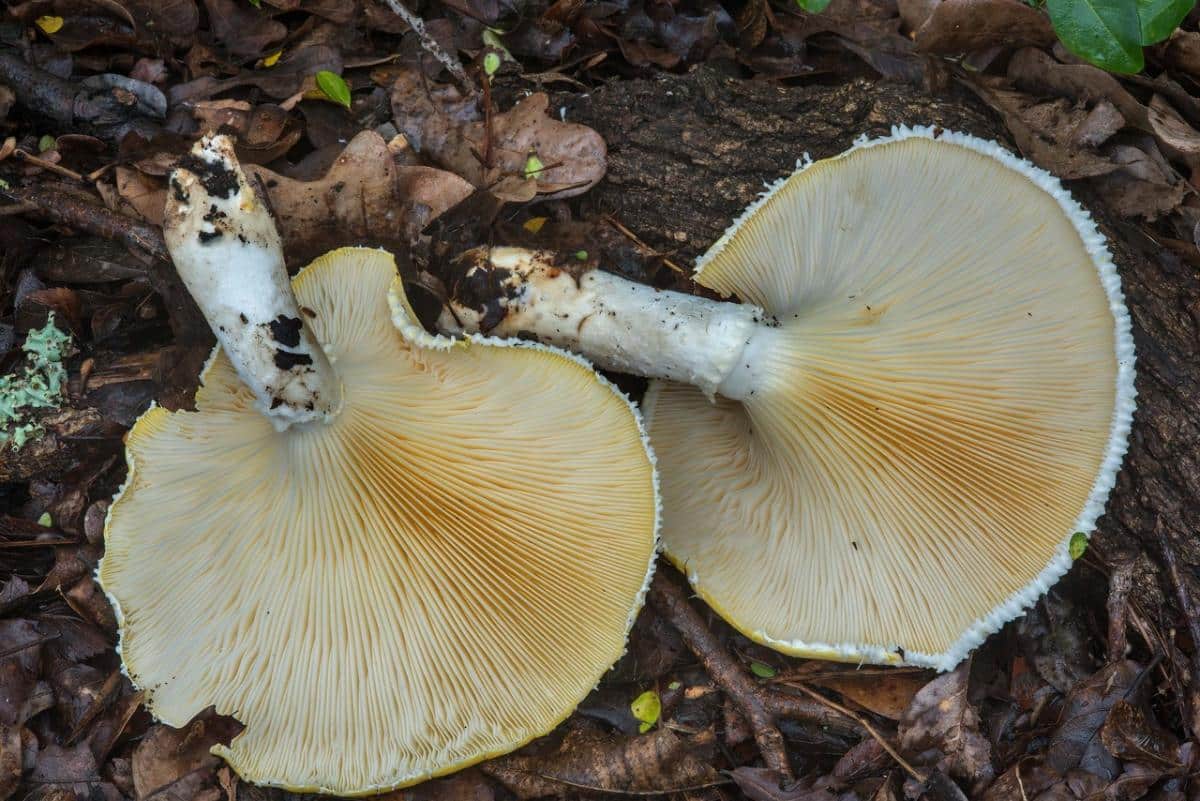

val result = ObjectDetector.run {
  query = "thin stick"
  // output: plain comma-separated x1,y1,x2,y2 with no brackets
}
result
649,573,793,780
13,149,85,182
783,682,926,783
605,215,686,274
379,0,473,91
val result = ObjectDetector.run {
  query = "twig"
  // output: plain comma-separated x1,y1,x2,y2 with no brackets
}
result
0,185,168,261
1156,522,1200,737
1105,554,1136,663
0,201,38,216
13,149,85,182
780,682,926,783
379,0,474,91
606,215,686,275
764,691,865,739
648,572,793,780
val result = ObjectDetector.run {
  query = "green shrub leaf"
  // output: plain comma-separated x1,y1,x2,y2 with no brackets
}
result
1046,0,1144,73
1138,0,1196,43
315,70,351,109
795,0,833,11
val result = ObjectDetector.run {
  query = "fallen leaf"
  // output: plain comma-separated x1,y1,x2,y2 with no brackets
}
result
811,669,929,720
969,82,1121,180
110,166,165,226
1148,94,1200,166
376,769,494,801
730,767,835,801
132,714,241,800
1100,699,1180,768
898,661,994,791
391,68,606,200
0,620,46,725
246,130,474,265
1047,660,1141,781
1072,100,1125,147
1093,141,1190,219
202,0,286,58
1008,48,1150,131
909,0,1055,53
483,727,720,799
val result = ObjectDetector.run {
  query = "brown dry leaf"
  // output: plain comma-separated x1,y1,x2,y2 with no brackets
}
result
898,661,993,791
1008,48,1150,131
1072,101,1125,147
202,0,286,58
810,670,928,721
391,69,606,200
112,166,166,226
1148,94,1200,166
907,0,1054,54
1100,699,1180,768
169,45,341,104
969,83,1120,180
1165,30,1200,78
1047,660,1141,780
245,130,473,265
483,727,720,799
132,714,241,800
1093,142,1190,220
730,767,835,801
124,0,200,46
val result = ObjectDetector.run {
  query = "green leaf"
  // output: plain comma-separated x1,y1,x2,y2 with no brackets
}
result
1046,0,1144,73
1138,0,1195,43
315,70,351,109
483,51,501,77
750,661,777,678
1069,531,1088,560
38,134,56,153
794,0,833,10
523,153,545,180
248,0,261,7
630,690,661,734
37,512,51,526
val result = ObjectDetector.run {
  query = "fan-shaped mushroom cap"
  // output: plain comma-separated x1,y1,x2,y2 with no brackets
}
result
644,127,1135,670
100,247,658,794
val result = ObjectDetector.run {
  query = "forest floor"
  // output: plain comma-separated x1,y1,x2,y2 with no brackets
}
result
3,0,1200,799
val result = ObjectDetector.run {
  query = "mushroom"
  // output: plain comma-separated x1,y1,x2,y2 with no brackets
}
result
99,135,660,794
434,126,1136,670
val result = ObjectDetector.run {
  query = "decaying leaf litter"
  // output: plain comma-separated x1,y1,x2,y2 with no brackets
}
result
2,0,1200,798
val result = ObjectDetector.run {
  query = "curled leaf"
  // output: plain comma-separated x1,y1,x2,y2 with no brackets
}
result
315,70,351,109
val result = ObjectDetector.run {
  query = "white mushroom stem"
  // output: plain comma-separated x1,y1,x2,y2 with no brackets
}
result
163,134,342,430
437,247,780,400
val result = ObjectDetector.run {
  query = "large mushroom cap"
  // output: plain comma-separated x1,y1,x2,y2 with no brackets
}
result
644,127,1135,670
100,247,658,794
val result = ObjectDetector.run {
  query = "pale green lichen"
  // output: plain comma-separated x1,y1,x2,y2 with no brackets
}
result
1,314,71,449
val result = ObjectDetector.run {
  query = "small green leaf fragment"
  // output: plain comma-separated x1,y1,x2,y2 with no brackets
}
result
37,512,51,526
38,135,56,153
750,661,777,678
483,51,501,77
1046,0,1144,73
1138,0,1195,44
631,689,661,734
667,680,681,690
0,178,9,189
1069,531,1088,560
795,0,833,11
574,250,588,261
249,0,261,7
315,70,351,109
523,153,545,180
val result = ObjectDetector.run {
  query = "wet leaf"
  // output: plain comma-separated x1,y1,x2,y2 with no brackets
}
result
813,669,928,720
1046,0,1143,74
796,0,834,11
899,661,994,790
1148,93,1200,164
35,15,64,34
